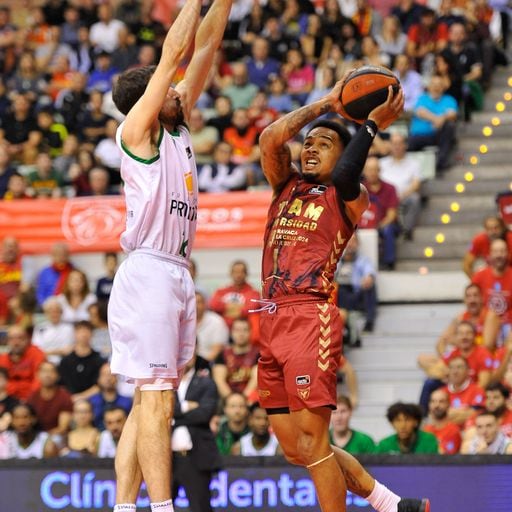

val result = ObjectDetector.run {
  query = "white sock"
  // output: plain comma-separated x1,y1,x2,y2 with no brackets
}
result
113,505,136,512
366,480,401,512
150,499,174,512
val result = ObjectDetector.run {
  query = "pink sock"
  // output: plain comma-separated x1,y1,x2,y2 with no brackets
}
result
366,481,401,512
150,499,174,512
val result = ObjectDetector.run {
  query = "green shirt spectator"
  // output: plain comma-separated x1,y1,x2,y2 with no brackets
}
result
377,402,439,454
330,428,376,454
375,430,439,454
27,152,64,198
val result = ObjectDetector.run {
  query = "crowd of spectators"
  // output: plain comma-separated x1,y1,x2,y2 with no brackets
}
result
0,0,512,470
0,1,507,232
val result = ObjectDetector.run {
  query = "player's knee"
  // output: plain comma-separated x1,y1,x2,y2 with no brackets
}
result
296,431,324,464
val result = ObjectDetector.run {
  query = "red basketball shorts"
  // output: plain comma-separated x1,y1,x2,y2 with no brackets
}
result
257,296,342,412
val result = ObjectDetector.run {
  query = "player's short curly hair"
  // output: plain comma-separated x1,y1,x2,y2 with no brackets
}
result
112,65,157,116
306,120,352,149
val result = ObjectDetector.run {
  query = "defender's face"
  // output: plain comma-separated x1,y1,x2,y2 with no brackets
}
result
301,127,343,184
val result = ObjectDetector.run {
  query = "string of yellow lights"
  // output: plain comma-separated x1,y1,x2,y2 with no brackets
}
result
421,84,512,269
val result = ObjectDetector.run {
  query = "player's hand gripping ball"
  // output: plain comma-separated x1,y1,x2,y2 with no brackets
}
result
340,66,401,122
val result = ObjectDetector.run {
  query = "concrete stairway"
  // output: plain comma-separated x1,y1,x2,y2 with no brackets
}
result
377,66,512,300
344,303,461,442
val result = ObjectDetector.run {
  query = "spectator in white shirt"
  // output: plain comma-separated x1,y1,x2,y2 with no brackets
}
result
198,142,247,193
89,3,125,54
32,297,74,365
379,132,422,240
195,290,230,363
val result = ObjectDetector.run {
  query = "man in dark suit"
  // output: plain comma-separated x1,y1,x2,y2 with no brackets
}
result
172,356,222,512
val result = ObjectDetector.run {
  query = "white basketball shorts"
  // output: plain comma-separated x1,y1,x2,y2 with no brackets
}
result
108,248,196,387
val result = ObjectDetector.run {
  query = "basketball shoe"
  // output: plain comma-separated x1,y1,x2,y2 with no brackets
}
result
397,498,430,512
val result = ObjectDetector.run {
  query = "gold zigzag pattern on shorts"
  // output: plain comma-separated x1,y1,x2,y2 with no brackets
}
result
317,307,331,371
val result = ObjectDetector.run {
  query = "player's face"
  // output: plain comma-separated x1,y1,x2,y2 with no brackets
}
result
159,87,184,127
301,127,343,185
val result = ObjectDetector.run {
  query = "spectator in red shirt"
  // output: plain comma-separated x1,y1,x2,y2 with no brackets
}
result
463,382,512,442
362,156,400,270
442,356,485,427
463,215,512,278
0,236,22,301
442,321,493,389
418,318,492,413
422,388,462,454
209,260,261,344
472,238,512,350
27,361,73,438
212,318,259,402
406,7,448,73
491,334,512,387
0,324,45,401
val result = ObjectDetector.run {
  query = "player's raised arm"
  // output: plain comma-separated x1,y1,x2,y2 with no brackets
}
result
120,0,202,148
332,86,404,222
176,0,233,122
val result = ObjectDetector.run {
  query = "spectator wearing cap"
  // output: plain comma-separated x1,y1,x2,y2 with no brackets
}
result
375,402,439,454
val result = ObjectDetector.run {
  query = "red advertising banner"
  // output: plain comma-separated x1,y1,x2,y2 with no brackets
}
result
0,191,272,254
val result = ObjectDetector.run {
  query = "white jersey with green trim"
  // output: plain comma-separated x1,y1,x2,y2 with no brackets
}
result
116,123,198,259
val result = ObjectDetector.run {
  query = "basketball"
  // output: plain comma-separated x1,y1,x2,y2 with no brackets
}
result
340,66,401,122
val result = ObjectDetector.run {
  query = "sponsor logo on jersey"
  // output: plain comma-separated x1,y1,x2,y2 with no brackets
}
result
149,363,168,369
308,185,327,195
184,170,194,195
258,389,271,398
296,375,311,386
169,199,197,220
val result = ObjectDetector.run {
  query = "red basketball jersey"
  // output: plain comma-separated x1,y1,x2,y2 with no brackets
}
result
262,174,354,300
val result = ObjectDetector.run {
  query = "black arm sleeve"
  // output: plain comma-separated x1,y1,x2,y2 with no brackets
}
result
331,120,378,201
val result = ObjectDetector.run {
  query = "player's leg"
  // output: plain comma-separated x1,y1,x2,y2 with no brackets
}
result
137,389,175,507
270,409,347,512
115,389,143,508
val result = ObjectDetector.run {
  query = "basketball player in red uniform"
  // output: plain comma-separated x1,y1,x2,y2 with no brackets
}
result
255,76,429,512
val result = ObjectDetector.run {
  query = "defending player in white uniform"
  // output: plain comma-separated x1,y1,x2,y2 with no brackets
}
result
108,1,234,511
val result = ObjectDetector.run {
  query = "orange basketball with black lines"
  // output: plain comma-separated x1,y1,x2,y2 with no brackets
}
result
340,66,400,122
